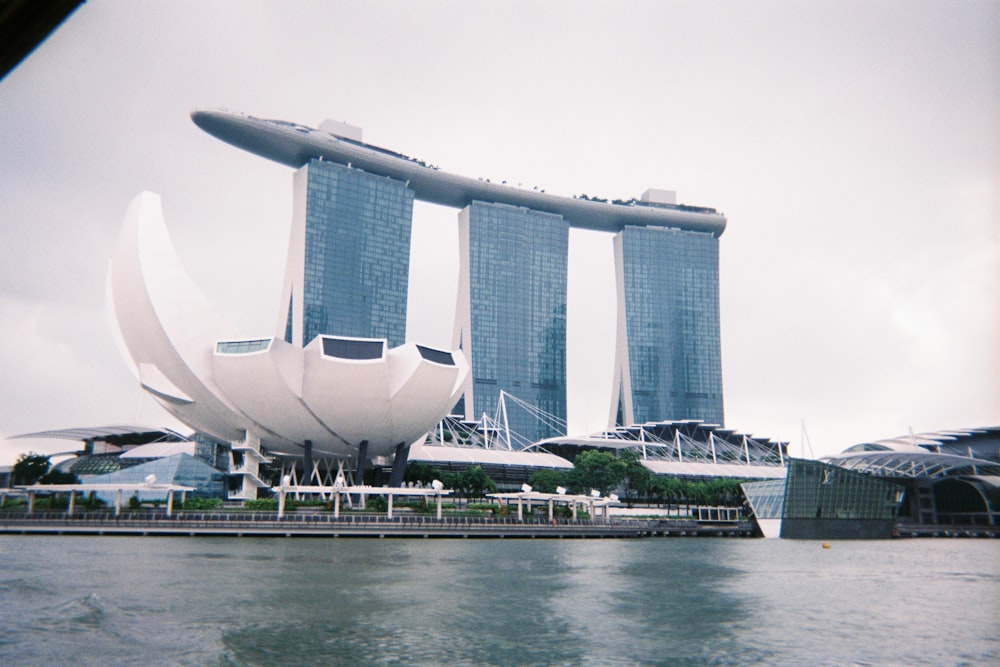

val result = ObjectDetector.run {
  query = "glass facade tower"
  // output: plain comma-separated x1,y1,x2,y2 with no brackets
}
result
454,201,568,445
279,159,414,348
611,225,724,426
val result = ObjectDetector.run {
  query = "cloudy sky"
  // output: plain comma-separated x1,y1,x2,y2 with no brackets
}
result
1,0,996,464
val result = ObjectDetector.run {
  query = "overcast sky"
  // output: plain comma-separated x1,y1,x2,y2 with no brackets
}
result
1,0,997,464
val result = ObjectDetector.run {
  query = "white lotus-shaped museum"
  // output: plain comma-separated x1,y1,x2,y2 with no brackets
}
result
107,192,468,479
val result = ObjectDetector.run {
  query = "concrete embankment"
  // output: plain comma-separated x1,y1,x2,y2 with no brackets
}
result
0,512,756,539
893,524,999,539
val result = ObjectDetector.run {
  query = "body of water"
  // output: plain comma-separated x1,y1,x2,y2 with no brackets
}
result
0,536,996,665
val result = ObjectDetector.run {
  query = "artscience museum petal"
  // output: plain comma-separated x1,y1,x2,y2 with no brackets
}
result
108,191,468,497
108,192,253,445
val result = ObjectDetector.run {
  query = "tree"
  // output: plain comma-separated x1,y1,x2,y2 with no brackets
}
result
403,461,440,486
40,468,78,485
442,471,464,495
690,481,712,506
619,450,652,503
528,468,567,494
655,478,682,509
461,466,496,502
12,453,51,486
568,450,627,496
648,476,667,506
708,478,744,506
441,467,497,501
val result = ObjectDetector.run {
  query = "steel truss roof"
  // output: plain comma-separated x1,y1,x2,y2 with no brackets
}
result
823,451,1000,479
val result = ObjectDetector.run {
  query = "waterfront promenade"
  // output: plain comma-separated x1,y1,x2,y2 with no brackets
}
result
3,512,994,538
0,511,754,539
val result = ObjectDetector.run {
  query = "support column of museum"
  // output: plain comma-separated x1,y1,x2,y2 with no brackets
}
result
388,442,408,488
352,440,369,509
230,431,268,500
355,440,369,485
302,439,314,486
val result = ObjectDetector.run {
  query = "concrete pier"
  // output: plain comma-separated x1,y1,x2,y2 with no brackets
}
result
0,511,757,539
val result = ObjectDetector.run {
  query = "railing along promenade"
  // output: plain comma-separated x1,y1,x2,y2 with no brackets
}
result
0,510,755,539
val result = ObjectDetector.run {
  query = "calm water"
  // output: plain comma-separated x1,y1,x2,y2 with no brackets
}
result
0,536,996,666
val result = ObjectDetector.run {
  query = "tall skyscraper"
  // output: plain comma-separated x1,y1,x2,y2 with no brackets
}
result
454,201,569,444
610,224,724,427
278,159,414,348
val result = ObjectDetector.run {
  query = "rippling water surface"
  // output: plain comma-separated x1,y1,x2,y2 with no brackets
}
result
0,536,996,665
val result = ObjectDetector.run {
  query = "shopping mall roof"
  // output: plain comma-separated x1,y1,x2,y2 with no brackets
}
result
527,420,788,478
410,443,572,469
10,425,189,446
643,460,786,479
823,451,1000,479
120,441,197,459
841,426,1000,459
829,426,1000,478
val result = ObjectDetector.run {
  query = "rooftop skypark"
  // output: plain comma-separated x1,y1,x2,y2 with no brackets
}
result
191,109,727,237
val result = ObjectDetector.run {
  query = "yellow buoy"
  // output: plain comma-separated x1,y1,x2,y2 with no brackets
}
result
822,542,831,549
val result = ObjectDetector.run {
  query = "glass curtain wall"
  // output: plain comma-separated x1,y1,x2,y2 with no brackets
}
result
466,201,568,444
301,160,414,347
618,225,724,425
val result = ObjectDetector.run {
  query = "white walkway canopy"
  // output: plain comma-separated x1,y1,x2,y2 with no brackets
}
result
19,482,196,516
488,488,621,522
273,483,453,519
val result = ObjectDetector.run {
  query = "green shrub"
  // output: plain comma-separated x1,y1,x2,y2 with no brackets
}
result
550,506,589,520
39,469,78,485
244,498,279,511
81,495,105,510
394,499,455,513
181,497,223,510
467,503,497,512
33,496,69,510
294,499,328,507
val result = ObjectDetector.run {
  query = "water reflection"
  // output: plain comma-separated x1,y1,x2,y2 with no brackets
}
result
0,536,996,666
